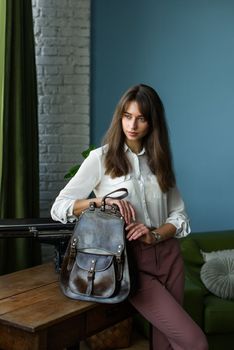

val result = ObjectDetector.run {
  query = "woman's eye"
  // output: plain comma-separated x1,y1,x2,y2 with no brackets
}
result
123,114,131,119
122,114,146,122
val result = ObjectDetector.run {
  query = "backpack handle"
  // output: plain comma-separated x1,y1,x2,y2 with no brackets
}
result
101,188,128,211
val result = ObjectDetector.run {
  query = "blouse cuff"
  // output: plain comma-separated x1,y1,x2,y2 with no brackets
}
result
166,217,191,238
51,199,76,224
67,200,77,222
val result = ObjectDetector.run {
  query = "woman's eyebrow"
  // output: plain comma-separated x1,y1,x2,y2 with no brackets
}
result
123,112,144,117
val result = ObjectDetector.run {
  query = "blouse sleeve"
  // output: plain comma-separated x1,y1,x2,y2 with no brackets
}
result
50,150,101,223
165,187,191,238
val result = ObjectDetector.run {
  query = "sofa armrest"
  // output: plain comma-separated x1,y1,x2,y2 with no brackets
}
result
183,273,207,328
180,235,208,327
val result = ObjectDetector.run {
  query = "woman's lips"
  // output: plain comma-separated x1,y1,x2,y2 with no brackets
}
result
127,132,138,137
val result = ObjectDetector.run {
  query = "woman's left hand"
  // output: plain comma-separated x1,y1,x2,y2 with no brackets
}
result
125,221,154,244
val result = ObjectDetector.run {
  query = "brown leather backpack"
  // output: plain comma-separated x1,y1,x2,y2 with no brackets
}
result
60,188,131,303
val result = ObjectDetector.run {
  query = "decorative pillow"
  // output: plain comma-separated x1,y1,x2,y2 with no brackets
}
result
200,256,234,300
200,249,234,262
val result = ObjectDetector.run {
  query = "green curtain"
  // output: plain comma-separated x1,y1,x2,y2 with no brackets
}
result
0,0,41,274
0,0,6,185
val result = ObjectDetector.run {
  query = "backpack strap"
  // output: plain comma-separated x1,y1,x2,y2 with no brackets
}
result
101,188,128,211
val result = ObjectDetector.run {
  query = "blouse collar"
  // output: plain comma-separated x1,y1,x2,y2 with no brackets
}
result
124,143,145,156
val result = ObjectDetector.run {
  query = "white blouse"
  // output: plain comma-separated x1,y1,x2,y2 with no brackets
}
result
51,145,191,238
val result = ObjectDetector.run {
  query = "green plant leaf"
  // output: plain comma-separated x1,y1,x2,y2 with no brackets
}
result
64,164,81,179
81,144,96,158
64,145,96,179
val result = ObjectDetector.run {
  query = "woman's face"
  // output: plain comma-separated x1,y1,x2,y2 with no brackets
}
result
122,101,149,150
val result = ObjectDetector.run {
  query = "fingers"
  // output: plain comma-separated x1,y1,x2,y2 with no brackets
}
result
106,199,136,224
126,222,149,241
118,200,135,224
104,198,149,242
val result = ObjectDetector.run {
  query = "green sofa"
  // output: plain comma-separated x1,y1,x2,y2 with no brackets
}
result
135,230,234,350
180,230,234,350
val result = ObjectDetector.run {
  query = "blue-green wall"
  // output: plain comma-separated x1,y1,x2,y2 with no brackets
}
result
91,0,234,232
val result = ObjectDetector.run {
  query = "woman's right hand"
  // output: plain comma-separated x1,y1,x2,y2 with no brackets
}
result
105,198,136,225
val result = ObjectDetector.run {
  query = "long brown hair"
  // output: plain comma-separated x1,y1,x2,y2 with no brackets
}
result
102,84,176,192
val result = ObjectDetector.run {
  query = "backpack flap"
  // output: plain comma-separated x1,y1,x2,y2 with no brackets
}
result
69,250,116,298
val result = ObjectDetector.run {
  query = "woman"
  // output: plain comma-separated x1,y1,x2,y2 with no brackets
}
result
51,84,208,350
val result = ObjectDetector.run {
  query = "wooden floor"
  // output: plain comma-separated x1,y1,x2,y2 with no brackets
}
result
80,330,149,350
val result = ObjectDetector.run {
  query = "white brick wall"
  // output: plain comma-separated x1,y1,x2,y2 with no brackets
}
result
32,0,91,217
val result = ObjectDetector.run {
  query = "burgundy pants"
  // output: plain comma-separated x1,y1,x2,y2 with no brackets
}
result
129,238,208,350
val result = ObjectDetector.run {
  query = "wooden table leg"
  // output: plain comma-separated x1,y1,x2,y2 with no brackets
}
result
0,324,47,350
66,344,80,350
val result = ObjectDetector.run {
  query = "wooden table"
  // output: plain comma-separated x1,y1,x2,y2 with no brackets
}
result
0,263,134,350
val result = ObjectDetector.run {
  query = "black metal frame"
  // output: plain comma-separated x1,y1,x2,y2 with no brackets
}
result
0,218,75,272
